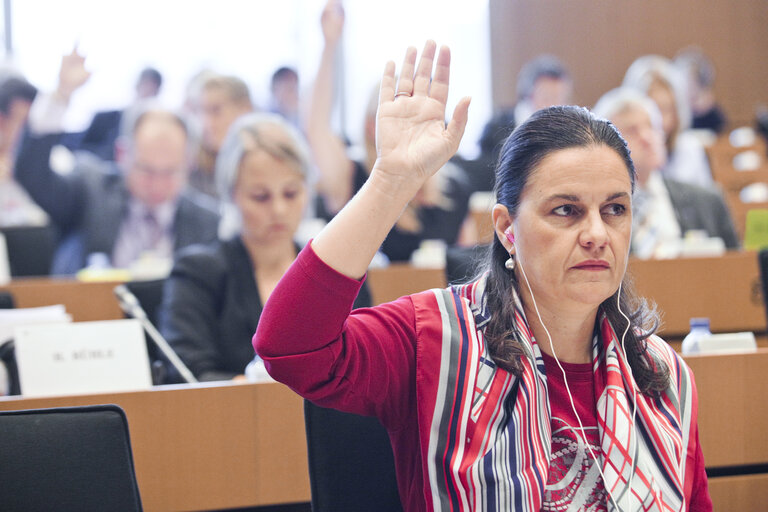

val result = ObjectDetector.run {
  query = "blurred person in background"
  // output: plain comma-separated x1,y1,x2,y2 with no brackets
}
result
452,55,572,195
188,73,254,199
0,71,48,227
72,66,163,161
306,0,470,262
593,87,738,258
14,48,219,275
674,47,727,135
269,66,300,128
159,112,370,382
623,54,713,189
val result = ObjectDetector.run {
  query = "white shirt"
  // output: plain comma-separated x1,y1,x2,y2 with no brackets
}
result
632,171,682,259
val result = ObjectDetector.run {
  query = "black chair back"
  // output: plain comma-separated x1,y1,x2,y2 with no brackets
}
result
1,224,57,277
445,243,489,285
303,400,403,512
0,404,143,512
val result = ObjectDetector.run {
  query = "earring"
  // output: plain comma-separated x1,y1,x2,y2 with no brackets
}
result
505,254,515,270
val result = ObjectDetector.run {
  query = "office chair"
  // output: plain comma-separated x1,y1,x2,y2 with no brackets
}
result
0,404,143,512
445,243,489,285
1,224,57,277
303,400,403,512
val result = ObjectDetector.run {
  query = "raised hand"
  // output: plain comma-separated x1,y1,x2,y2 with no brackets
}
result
373,40,470,194
321,0,345,45
56,47,91,101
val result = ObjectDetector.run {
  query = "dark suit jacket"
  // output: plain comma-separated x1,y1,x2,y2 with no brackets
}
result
158,238,372,382
665,178,740,249
14,133,220,274
77,109,123,161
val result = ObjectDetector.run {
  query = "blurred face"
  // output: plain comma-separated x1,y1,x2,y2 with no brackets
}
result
123,116,189,208
502,146,632,313
234,150,307,246
200,87,251,152
271,75,299,117
135,79,160,100
0,98,32,155
530,77,572,111
647,81,678,141
610,105,666,185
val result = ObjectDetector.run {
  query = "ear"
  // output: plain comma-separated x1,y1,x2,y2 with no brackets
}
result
492,204,515,253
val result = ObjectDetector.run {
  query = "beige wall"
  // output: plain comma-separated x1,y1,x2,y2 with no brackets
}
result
489,0,768,127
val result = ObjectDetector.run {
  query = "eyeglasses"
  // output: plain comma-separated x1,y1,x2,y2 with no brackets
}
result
131,163,188,180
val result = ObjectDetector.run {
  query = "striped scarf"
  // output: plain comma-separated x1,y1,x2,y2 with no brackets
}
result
419,275,692,511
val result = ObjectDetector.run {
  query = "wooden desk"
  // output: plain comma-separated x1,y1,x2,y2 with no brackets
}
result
367,264,446,305
0,278,124,322
628,251,765,338
684,349,768,509
0,381,310,512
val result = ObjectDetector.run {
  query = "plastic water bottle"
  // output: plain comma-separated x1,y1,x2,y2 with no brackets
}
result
681,318,711,355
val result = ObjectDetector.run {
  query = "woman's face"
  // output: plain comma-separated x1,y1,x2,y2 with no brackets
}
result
502,145,632,313
234,149,307,246
647,81,678,141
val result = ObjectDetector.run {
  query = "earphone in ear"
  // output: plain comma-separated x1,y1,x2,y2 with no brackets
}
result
504,227,515,246
504,228,516,270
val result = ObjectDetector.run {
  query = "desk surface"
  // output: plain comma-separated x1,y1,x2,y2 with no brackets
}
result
0,381,310,512
0,352,765,510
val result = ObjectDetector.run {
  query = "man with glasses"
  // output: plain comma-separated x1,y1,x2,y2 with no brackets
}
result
15,51,219,275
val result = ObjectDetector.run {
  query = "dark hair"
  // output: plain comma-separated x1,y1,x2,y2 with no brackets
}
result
138,67,163,89
0,76,37,115
271,66,298,87
516,55,570,102
483,105,669,395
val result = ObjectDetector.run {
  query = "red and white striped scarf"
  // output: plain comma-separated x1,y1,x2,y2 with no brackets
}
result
416,276,693,511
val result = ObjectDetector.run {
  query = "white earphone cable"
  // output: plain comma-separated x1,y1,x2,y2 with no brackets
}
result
515,252,626,511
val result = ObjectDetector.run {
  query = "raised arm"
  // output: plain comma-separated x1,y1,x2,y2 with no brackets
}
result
304,0,356,214
312,40,470,278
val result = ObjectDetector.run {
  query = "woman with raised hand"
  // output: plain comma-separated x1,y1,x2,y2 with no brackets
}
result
255,42,711,511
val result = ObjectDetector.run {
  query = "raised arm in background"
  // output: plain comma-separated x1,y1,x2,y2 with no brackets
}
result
304,0,356,215
15,48,91,230
311,40,470,279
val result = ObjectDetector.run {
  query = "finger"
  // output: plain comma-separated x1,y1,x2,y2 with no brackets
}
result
446,96,471,149
380,60,396,103
428,45,451,104
396,46,417,96
413,40,437,97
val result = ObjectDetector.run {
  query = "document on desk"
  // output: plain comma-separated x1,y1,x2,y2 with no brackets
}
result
0,304,72,344
15,318,152,397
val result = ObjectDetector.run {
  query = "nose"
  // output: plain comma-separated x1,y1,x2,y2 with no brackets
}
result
578,209,609,249
272,196,290,216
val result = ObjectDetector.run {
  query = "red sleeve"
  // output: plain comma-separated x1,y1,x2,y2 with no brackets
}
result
687,425,713,512
253,242,418,429
684,364,713,512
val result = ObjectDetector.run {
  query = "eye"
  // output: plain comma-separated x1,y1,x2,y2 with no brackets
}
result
552,204,579,217
602,203,627,216
283,189,299,200
250,193,270,202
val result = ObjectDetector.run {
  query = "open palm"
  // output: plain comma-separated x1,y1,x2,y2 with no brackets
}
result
374,41,470,188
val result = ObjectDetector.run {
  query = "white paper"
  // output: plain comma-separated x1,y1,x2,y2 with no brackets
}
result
15,318,152,397
0,304,72,343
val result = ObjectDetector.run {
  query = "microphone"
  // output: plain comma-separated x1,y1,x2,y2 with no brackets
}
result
114,284,198,384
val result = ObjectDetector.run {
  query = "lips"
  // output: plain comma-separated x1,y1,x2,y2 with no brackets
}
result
572,260,610,270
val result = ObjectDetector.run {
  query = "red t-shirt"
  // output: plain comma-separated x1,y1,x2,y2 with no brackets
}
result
541,349,609,511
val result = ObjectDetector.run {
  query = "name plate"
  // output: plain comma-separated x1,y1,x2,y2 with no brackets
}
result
15,319,153,397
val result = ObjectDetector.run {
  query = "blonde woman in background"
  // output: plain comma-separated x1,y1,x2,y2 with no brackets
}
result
159,112,370,382
623,54,714,189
